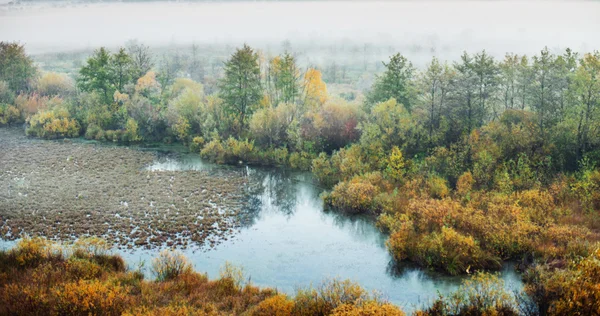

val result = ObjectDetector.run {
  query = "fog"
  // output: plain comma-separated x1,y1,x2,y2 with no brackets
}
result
1,0,599,63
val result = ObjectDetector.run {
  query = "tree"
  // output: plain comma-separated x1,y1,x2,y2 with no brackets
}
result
266,53,300,105
516,55,533,110
0,42,36,93
472,50,499,122
78,47,113,104
219,44,263,136
451,52,481,135
573,51,600,158
110,48,133,92
499,53,520,110
302,68,328,109
78,47,134,105
367,53,414,110
36,72,74,96
531,47,558,140
126,40,154,80
417,57,455,145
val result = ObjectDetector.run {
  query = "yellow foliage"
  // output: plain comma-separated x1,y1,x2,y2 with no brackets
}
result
303,68,328,108
136,71,161,96
53,279,130,315
332,301,405,316
386,146,406,182
252,294,293,316
26,107,80,139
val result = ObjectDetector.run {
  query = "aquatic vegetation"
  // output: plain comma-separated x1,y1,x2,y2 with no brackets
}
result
0,128,250,250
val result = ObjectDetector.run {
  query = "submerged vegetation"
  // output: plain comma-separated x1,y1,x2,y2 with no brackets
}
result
1,39,600,314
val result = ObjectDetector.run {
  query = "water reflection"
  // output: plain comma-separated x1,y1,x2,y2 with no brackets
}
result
143,153,523,312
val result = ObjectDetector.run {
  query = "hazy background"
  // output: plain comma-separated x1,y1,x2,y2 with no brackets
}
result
1,0,599,65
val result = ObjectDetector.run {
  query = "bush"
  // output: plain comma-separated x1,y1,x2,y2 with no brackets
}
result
252,294,293,316
53,280,131,316
385,146,406,183
326,173,383,214
11,237,62,269
289,151,314,171
189,136,205,153
151,250,193,281
36,72,74,96
0,103,21,126
332,301,405,316
201,138,227,164
84,123,103,140
26,107,80,139
292,278,368,316
416,227,500,275
121,118,141,143
426,175,449,199
417,272,518,315
219,261,245,291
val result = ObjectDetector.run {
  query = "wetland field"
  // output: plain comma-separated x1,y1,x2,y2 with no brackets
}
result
0,127,250,250
0,127,522,311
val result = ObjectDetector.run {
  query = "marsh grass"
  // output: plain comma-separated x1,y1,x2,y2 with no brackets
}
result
0,238,405,315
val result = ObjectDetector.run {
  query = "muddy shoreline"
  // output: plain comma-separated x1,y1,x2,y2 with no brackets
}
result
0,128,251,250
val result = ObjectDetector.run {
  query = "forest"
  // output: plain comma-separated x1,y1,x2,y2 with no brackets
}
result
1,39,600,315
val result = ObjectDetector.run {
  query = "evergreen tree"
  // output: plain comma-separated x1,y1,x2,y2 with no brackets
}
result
219,44,263,136
367,53,414,110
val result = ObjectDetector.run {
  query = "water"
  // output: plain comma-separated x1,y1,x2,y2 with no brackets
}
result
134,153,523,312
0,148,523,312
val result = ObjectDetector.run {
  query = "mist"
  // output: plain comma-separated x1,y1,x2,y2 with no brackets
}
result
1,0,599,64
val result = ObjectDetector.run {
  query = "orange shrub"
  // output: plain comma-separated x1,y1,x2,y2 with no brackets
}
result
53,280,131,316
252,294,294,316
326,173,383,214
332,301,405,316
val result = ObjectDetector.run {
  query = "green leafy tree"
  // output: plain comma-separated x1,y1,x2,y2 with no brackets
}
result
78,48,114,104
219,44,263,136
266,53,300,105
78,47,135,105
110,48,133,92
0,42,36,93
367,53,414,110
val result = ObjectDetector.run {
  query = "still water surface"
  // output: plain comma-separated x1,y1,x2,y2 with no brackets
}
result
137,152,523,312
